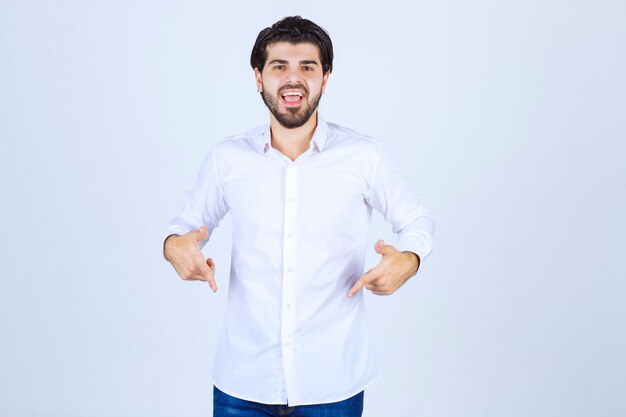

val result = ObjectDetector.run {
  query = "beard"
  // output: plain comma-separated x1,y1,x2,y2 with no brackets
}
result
260,85,322,129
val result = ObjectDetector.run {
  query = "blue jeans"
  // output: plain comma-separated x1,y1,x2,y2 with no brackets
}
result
213,386,364,417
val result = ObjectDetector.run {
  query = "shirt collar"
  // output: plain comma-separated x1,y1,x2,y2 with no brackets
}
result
256,114,329,154
311,114,328,152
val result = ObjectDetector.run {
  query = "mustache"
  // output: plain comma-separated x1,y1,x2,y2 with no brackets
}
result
278,84,308,95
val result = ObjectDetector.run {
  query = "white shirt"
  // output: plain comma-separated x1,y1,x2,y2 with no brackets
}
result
166,115,434,406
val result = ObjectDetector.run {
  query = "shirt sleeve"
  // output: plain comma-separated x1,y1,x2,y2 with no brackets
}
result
365,143,435,263
164,145,229,249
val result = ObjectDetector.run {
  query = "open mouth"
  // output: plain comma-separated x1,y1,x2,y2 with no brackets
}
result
281,90,304,107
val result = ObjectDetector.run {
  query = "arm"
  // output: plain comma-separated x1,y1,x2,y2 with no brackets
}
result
349,143,434,297
163,145,229,291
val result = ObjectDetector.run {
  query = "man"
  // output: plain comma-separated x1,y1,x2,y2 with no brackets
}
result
164,16,434,417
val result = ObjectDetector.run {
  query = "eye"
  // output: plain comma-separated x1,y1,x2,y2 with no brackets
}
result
302,66,314,71
273,65,284,70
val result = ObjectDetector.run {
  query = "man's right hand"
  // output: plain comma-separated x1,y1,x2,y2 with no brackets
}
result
163,226,217,292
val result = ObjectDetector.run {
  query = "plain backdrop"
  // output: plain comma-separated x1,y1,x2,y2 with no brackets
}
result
1,1,625,416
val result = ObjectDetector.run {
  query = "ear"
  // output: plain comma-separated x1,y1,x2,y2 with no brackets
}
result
254,67,263,93
321,70,330,95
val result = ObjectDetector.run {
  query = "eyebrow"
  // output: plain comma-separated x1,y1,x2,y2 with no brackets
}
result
267,59,320,66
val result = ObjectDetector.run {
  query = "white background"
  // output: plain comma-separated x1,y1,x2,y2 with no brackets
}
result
1,1,625,416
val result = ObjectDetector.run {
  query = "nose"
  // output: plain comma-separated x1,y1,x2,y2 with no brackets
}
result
284,67,302,85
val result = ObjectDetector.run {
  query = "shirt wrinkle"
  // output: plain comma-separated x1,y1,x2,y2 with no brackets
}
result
211,142,226,201
165,114,434,406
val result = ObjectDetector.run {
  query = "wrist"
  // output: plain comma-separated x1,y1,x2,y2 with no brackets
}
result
403,251,420,275
163,234,180,261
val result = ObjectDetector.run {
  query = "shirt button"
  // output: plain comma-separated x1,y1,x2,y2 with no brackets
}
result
287,232,295,238
286,304,292,309
288,196,295,203
286,267,294,273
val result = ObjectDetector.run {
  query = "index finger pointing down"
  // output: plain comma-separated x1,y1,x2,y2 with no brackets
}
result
348,272,374,297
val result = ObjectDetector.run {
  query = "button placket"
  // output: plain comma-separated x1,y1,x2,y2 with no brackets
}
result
281,165,298,398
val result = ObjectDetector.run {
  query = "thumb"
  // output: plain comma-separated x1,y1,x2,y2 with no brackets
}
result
199,226,209,241
189,226,208,243
374,239,385,254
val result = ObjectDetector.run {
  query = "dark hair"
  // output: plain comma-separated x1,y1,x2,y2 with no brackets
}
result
250,16,334,74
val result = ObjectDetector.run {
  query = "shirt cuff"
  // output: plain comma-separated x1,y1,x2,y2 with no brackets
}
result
396,232,431,265
395,213,434,264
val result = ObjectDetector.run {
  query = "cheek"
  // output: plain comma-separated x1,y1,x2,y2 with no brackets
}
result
310,82,324,96
262,79,280,93
309,76,324,90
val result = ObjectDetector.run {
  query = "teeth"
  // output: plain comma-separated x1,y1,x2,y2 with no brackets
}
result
282,92,303,97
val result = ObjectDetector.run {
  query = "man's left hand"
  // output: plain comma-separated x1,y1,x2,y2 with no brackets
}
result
348,240,420,297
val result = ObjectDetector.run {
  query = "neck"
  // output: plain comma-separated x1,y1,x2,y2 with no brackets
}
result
269,112,318,161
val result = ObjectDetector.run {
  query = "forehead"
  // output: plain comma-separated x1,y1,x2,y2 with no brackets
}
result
265,41,322,63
